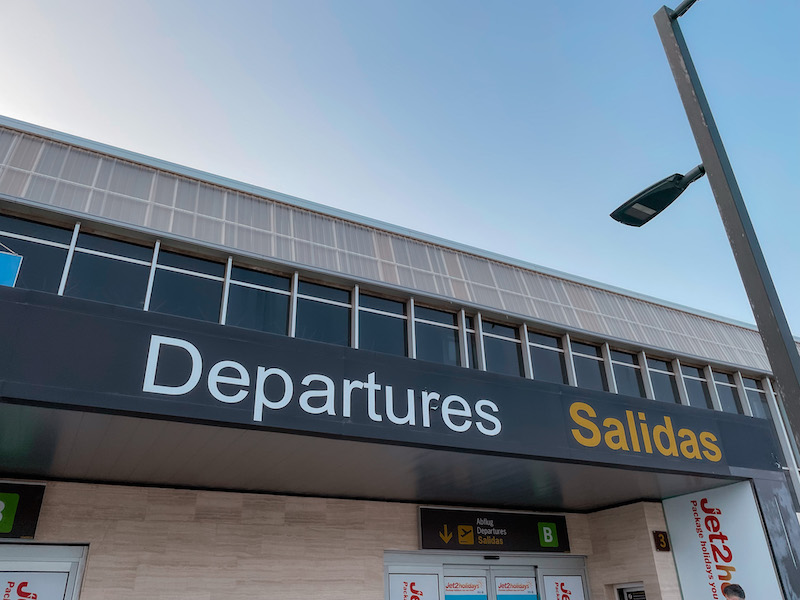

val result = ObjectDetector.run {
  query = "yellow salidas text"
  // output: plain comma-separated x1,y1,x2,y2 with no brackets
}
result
569,401,722,462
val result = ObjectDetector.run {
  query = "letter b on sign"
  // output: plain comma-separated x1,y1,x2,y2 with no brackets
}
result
0,493,20,534
538,522,558,548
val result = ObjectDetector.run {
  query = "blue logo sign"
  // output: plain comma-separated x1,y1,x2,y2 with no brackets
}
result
0,251,22,287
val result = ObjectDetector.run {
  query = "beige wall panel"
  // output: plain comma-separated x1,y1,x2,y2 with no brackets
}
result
585,502,680,600
35,482,419,600
31,481,669,600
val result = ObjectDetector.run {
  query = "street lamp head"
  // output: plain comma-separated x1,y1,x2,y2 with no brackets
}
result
610,164,705,227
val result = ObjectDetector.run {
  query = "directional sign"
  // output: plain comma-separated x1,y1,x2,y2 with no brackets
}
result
420,508,569,552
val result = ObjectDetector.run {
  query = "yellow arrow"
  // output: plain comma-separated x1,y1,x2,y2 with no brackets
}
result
439,524,453,543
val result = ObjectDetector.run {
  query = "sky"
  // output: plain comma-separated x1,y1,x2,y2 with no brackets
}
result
1,0,798,332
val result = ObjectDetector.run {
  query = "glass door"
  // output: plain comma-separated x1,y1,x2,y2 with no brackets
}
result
444,565,538,600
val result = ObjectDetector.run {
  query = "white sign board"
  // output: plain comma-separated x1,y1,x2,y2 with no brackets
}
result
2,572,69,600
542,576,585,600
496,576,538,598
389,574,440,600
444,576,487,599
663,481,783,599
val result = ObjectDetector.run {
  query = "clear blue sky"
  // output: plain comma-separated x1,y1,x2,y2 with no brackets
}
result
2,0,798,332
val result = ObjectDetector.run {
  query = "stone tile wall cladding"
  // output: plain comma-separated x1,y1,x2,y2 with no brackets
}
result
34,482,678,600
0,126,785,372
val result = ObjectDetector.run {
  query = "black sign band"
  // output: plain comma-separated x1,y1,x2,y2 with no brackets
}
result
420,508,569,552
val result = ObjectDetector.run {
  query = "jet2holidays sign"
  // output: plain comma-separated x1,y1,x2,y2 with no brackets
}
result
662,481,783,600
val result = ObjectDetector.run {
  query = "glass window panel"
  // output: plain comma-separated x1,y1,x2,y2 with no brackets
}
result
647,358,673,372
296,298,349,346
572,341,602,357
230,267,290,291
574,355,608,391
684,378,713,409
158,250,225,277
360,294,405,315
467,332,478,369
465,316,475,330
150,269,223,322
716,383,742,414
359,311,406,356
713,371,735,385
614,364,645,397
746,389,770,419
742,377,763,390
0,234,67,293
530,346,567,384
610,350,638,365
65,253,149,308
528,331,562,349
0,214,73,244
76,232,153,261
416,306,457,326
298,281,349,304
651,371,680,404
483,336,524,377
416,321,460,367
226,284,289,335
681,365,705,379
483,321,519,340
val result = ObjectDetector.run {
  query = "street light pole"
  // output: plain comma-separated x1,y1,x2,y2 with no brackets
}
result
653,5,800,458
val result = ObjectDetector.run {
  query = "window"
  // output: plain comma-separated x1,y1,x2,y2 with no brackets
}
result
647,358,681,404
226,267,290,335
414,305,459,366
610,350,646,398
482,321,524,377
528,331,567,384
713,371,743,414
742,377,770,419
64,232,152,309
571,341,608,391
149,250,225,322
681,365,713,409
295,281,350,346
465,315,479,369
0,214,71,293
359,294,406,357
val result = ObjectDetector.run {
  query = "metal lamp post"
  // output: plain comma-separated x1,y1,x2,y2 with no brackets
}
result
614,2,800,458
611,5,800,592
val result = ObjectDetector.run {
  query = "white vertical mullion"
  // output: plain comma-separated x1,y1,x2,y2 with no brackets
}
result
220,256,233,325
733,371,752,416
639,351,655,400
143,240,160,311
601,342,617,394
457,309,467,367
475,313,486,371
521,324,533,379
288,272,299,337
563,334,577,387
57,222,81,296
704,366,723,411
407,298,416,359
351,285,359,349
673,358,690,406
764,378,800,504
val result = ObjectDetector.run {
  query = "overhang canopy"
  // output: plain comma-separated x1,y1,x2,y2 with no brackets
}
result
0,288,784,512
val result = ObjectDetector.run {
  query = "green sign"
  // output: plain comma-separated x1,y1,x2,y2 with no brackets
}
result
0,493,20,533
538,521,559,547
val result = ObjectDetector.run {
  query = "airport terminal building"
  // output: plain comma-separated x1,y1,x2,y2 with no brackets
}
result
0,115,798,600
